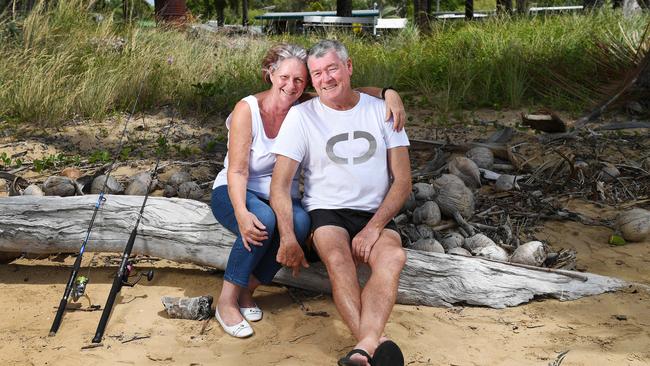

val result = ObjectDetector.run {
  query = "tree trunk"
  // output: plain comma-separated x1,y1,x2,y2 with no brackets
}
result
465,0,474,19
241,0,248,27
336,0,352,17
414,0,429,29
0,196,627,308
215,0,225,26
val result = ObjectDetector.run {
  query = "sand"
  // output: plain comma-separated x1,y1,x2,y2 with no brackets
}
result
0,217,648,366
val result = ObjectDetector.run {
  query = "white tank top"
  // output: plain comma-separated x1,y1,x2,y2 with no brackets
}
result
212,95,300,200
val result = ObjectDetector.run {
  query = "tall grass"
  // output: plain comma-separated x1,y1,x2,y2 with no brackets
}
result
0,1,648,126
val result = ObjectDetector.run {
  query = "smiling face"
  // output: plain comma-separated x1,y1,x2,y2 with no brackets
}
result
307,50,353,105
269,57,308,104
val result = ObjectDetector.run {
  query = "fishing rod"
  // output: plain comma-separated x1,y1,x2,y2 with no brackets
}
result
49,79,146,337
91,110,176,344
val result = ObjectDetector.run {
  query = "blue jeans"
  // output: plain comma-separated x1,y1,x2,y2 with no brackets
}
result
211,185,311,287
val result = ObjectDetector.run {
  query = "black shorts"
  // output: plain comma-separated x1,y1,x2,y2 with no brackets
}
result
309,208,399,239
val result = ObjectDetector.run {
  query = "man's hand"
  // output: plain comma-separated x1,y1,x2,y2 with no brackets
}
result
352,226,382,263
384,89,406,132
277,239,309,277
235,210,268,252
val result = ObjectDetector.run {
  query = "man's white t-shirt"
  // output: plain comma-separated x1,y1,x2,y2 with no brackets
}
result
272,93,409,212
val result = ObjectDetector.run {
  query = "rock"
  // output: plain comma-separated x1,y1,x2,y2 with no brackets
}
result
510,241,547,266
410,238,445,253
163,184,178,198
447,247,471,256
476,245,509,261
22,184,44,196
440,232,464,251
616,208,650,242
43,176,77,197
433,174,475,219
161,295,213,320
178,181,203,200
466,147,494,169
412,201,441,226
416,225,435,239
91,175,124,194
463,233,496,255
495,174,518,192
413,183,435,201
448,156,481,188
168,170,192,188
125,172,154,196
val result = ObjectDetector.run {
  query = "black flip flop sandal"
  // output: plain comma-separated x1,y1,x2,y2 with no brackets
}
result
338,348,372,366
371,340,404,366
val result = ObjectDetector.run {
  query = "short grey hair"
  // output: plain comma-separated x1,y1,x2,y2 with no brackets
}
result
308,39,349,63
262,43,308,84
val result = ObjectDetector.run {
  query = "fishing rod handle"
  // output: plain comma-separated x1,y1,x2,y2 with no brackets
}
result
91,228,138,343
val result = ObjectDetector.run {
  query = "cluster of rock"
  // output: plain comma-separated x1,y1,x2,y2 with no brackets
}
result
15,168,204,201
397,147,548,266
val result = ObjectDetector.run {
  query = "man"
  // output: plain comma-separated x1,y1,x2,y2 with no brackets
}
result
270,40,411,366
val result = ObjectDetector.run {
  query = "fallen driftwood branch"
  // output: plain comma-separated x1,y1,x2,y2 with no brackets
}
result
0,196,627,308
594,121,650,130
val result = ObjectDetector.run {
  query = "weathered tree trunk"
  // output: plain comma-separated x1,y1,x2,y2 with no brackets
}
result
336,0,352,17
0,196,626,308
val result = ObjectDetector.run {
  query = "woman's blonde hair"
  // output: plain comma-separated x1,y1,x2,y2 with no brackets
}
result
261,43,307,84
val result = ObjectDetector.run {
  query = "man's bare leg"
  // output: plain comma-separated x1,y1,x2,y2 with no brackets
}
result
314,227,405,366
313,226,362,340
357,229,406,356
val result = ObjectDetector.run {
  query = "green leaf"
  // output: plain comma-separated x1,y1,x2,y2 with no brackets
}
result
608,234,626,246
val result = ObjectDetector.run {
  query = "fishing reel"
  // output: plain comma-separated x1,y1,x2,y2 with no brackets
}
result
72,275,89,302
121,261,154,287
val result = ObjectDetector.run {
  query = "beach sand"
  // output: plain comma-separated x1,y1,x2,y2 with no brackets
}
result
1,218,649,366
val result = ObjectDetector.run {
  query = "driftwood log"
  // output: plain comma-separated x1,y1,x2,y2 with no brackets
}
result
0,196,627,308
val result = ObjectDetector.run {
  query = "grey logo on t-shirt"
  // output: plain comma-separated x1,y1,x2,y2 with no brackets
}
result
326,131,377,165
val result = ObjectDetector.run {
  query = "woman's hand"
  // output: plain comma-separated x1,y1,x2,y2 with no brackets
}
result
235,210,268,252
384,89,406,131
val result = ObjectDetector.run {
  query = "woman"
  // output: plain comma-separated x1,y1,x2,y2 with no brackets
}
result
210,43,406,338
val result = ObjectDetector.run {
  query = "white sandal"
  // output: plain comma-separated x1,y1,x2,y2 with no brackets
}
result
239,305,263,322
215,307,253,338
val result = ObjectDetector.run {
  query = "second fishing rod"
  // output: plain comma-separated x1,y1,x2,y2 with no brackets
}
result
91,109,176,344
